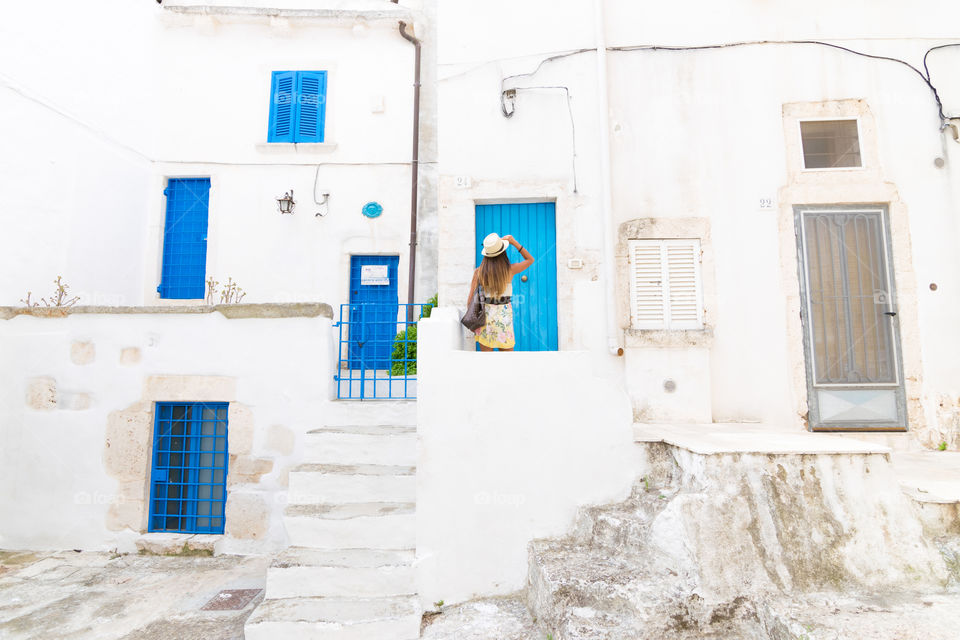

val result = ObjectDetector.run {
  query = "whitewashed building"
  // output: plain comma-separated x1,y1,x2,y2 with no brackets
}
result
3,0,960,638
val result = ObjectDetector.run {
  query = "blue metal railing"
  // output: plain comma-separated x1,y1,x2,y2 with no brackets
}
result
334,303,428,400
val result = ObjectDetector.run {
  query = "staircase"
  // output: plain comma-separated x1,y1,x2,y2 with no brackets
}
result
525,438,954,640
245,420,421,640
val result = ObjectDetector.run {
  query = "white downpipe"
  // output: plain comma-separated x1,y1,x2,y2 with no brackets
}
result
593,0,623,357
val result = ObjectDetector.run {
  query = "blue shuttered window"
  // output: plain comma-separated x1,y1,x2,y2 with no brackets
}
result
158,178,210,300
268,70,327,143
149,402,229,535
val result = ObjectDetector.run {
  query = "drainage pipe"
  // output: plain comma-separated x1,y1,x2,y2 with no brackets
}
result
392,0,422,315
593,0,624,356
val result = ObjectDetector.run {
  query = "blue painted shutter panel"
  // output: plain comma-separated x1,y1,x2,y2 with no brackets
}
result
296,71,326,143
269,71,296,143
159,178,210,299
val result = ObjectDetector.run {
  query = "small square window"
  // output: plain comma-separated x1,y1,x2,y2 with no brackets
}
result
800,119,862,169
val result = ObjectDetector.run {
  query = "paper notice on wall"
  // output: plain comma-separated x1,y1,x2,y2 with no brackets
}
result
361,265,390,286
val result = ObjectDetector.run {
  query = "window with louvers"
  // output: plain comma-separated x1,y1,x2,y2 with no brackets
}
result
628,239,703,330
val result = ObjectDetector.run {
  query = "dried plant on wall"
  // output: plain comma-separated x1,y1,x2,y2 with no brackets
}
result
205,276,247,305
21,276,80,308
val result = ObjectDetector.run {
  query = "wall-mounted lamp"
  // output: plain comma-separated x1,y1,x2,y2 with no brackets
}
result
277,190,296,214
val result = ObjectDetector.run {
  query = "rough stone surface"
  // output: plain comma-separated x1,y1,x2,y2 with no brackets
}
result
420,597,540,639
70,341,95,365
143,375,237,403
0,302,333,321
228,456,275,485
224,493,270,540
0,550,267,640
119,347,141,365
25,376,56,410
522,442,960,639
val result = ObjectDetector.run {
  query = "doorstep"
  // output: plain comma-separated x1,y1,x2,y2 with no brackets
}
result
135,532,222,556
633,422,890,455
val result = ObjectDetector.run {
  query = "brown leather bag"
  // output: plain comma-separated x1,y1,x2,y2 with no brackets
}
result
461,284,485,331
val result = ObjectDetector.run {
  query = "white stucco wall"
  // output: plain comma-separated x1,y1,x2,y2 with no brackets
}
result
0,307,334,553
0,0,438,309
436,0,960,441
415,308,637,605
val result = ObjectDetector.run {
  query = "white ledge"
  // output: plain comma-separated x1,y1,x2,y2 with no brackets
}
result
255,142,339,154
163,1,415,22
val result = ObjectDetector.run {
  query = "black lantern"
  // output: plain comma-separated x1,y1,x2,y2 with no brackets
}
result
277,190,296,214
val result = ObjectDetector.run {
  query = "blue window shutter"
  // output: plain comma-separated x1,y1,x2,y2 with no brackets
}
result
268,71,296,143
295,71,326,143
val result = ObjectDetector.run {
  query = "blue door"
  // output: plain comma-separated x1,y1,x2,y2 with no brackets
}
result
348,255,400,368
475,203,558,351
158,178,210,299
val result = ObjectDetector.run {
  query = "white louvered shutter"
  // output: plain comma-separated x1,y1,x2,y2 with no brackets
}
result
629,239,703,330
629,241,666,329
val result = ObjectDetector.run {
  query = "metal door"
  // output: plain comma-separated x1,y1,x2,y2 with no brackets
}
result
795,206,907,430
475,202,558,351
348,255,400,369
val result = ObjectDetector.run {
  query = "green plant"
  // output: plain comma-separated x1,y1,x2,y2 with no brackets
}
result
389,294,438,376
391,324,418,376
421,293,439,319
433,599,444,609
939,441,948,451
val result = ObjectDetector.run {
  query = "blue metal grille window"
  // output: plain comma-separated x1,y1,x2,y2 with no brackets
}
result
149,402,228,534
158,178,210,299
268,70,327,143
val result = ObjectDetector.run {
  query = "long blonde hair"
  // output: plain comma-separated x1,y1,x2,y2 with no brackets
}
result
478,252,512,297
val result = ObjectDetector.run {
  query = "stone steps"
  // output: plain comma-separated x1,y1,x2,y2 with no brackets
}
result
265,547,416,599
288,463,417,504
304,425,417,466
245,418,421,639
244,595,421,640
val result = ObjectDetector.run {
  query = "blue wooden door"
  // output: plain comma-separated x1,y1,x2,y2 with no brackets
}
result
475,203,558,351
158,178,210,299
348,255,400,368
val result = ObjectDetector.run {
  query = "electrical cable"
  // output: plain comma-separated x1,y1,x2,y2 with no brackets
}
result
507,86,579,193
498,39,960,130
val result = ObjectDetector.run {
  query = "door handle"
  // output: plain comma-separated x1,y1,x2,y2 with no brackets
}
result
884,311,897,317
521,275,528,282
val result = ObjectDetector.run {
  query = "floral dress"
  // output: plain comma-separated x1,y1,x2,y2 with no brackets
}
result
477,283,515,349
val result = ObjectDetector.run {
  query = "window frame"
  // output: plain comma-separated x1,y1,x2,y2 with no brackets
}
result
267,70,328,144
628,238,705,331
797,116,864,172
148,401,229,535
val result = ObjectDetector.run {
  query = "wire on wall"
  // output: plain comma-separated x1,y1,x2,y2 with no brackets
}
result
501,85,579,193
499,39,960,131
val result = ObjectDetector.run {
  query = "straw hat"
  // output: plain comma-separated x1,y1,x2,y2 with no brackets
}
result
481,232,508,258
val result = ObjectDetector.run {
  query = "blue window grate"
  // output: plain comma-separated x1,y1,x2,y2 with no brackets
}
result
148,402,229,534
268,70,327,143
159,178,210,299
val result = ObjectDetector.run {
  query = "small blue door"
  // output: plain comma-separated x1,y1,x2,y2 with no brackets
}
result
475,202,558,351
348,255,400,368
158,178,211,299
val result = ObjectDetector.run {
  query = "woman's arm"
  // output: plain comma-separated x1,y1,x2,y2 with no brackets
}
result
503,235,535,274
466,268,479,307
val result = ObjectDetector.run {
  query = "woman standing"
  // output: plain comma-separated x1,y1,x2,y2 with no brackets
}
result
467,233,535,351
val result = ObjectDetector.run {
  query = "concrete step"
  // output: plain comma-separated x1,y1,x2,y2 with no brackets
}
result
322,401,416,427
244,595,421,640
305,427,417,466
265,547,416,599
284,503,416,549
288,464,416,505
